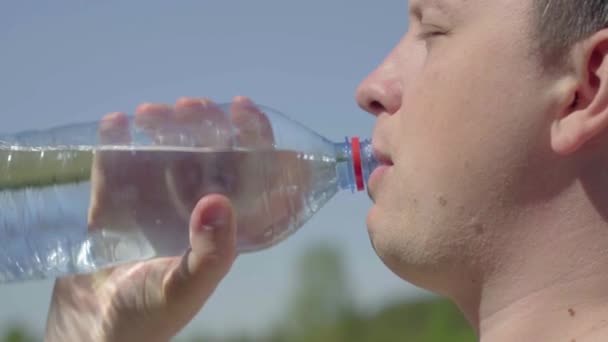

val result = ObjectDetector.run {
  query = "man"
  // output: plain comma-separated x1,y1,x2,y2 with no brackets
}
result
45,0,608,341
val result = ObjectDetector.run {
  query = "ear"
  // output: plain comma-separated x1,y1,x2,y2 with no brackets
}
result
551,29,608,155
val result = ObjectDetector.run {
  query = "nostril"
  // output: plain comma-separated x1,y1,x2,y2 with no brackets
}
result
369,100,384,114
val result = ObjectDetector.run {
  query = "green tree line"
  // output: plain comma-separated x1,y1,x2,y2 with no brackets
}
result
2,243,476,342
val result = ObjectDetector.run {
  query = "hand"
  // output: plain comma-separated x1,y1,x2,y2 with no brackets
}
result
87,96,311,252
45,96,311,341
47,98,243,341
45,193,237,342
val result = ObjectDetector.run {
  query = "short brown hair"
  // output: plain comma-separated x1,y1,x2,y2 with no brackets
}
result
536,0,608,64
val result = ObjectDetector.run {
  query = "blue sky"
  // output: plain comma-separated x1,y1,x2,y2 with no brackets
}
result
0,1,431,339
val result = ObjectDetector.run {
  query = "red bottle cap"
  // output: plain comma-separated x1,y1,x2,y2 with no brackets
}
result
351,137,365,191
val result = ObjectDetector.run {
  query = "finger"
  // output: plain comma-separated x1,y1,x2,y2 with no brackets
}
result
89,112,131,230
186,194,237,278
174,97,232,147
230,96,275,148
133,103,174,145
161,194,237,325
98,112,131,145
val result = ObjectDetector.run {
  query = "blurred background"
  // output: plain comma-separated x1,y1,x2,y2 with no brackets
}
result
0,1,474,341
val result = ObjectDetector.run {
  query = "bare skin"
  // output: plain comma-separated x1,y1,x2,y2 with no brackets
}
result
356,0,608,341
46,96,310,341
46,0,608,341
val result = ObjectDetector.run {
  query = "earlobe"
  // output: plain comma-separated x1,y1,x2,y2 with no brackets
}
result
550,30,608,156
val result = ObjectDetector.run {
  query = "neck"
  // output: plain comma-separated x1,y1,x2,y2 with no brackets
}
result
479,274,608,342
459,172,608,342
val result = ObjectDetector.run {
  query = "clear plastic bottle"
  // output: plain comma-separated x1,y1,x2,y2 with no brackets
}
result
0,102,378,283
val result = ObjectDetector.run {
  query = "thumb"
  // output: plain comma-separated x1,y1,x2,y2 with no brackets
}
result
162,194,237,324
186,193,237,282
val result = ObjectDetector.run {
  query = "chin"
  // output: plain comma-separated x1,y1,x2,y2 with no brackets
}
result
366,207,410,277
366,212,453,293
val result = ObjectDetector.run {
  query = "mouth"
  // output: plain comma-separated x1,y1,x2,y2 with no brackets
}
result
367,145,393,200
372,146,393,166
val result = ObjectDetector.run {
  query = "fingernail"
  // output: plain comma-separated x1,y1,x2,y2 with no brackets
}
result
200,225,216,233
198,204,230,233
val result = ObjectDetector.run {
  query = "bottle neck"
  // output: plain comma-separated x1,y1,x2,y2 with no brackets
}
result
334,137,379,193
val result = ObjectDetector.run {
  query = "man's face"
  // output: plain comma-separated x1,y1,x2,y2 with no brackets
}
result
357,0,560,290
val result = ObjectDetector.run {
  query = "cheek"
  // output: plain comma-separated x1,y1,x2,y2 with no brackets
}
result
391,38,546,216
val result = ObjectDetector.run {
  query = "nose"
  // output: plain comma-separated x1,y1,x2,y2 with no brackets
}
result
356,48,403,117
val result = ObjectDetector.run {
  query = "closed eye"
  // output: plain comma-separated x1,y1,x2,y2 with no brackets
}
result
416,25,447,41
418,30,445,40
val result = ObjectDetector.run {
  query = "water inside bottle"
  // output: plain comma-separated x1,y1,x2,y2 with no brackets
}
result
0,146,340,281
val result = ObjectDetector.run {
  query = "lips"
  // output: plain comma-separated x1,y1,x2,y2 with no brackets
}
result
372,146,393,166
367,145,393,200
